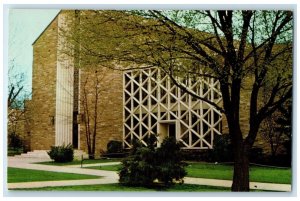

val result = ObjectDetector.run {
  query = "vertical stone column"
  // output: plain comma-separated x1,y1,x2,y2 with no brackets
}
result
72,10,80,149
55,11,75,146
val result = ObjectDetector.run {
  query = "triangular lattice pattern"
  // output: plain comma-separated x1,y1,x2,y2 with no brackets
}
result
123,68,222,149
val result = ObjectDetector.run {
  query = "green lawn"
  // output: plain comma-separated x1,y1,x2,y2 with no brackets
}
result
7,167,101,183
187,163,291,184
36,158,121,166
11,183,230,192
86,162,291,184
187,162,232,180
86,164,122,171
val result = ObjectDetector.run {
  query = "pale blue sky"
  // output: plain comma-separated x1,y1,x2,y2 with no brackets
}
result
8,9,60,94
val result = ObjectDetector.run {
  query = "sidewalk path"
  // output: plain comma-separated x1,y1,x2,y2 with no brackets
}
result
7,156,291,191
8,178,117,189
184,177,291,192
66,162,121,168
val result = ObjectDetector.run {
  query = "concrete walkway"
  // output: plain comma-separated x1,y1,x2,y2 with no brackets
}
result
7,156,291,191
184,177,291,192
66,162,121,168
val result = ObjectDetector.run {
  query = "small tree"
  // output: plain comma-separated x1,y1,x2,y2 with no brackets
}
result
261,113,284,158
275,100,292,160
81,70,108,159
260,98,292,159
8,60,31,152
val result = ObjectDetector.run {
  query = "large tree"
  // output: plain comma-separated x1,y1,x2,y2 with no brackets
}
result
62,10,293,191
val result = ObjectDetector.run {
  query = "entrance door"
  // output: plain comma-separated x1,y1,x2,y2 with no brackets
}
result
72,111,79,149
158,121,177,146
168,123,176,139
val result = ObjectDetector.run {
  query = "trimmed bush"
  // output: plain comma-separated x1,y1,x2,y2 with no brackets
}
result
155,137,187,186
119,146,157,186
119,136,187,187
249,147,264,163
8,132,23,149
208,134,233,162
107,140,123,154
47,144,74,163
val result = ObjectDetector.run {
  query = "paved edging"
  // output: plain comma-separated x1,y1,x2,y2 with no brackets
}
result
66,162,121,168
7,157,292,191
184,177,291,192
8,178,117,189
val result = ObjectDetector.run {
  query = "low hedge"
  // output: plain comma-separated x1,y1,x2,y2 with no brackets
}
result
47,144,74,163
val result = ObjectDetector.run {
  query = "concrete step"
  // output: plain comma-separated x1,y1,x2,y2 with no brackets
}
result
14,150,89,160
18,150,50,159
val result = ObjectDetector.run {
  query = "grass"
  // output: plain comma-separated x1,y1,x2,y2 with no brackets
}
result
187,162,291,184
86,164,122,171
187,162,232,180
36,158,121,166
249,166,291,184
7,167,101,183
11,183,230,192
86,162,291,184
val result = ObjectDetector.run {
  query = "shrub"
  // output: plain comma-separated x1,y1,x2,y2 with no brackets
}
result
7,147,23,156
119,135,187,187
155,137,187,186
8,132,23,149
47,144,74,163
208,134,233,162
119,146,157,186
181,149,211,161
249,147,264,163
107,140,123,154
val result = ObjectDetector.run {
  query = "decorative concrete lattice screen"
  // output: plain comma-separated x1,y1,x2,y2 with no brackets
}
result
123,68,222,149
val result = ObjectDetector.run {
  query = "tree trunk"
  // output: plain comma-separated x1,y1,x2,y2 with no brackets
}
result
231,141,250,191
228,116,250,192
90,135,96,159
88,147,95,159
87,138,94,159
89,154,95,159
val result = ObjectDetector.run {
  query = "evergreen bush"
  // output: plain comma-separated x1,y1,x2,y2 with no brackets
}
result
8,132,23,149
208,134,233,162
107,140,123,153
47,144,74,163
119,135,187,187
155,137,187,186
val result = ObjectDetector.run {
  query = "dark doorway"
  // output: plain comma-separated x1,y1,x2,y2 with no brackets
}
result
169,123,176,139
72,111,79,149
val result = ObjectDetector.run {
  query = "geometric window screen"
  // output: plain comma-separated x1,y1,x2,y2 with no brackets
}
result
123,68,222,149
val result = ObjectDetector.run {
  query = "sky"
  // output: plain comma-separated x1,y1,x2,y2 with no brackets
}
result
8,9,60,95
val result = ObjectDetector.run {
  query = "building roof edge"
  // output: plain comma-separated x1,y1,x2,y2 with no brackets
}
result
32,10,61,46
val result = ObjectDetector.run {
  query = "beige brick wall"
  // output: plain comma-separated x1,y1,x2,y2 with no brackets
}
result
29,17,58,150
29,11,123,154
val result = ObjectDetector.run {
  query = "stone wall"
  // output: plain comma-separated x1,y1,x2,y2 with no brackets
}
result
29,17,58,150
